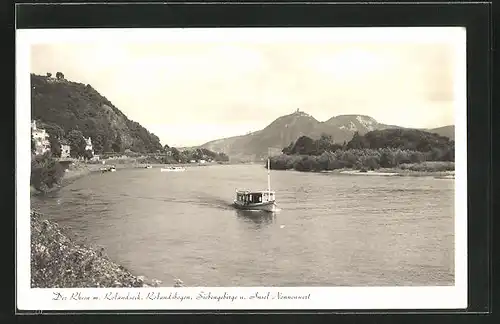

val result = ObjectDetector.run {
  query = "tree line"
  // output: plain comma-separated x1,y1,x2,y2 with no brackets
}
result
139,147,229,164
272,129,455,172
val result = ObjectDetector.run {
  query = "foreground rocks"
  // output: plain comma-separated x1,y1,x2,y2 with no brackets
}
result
30,210,162,288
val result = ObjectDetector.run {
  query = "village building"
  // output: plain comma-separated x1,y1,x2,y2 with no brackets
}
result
60,143,71,159
31,120,51,155
84,136,94,156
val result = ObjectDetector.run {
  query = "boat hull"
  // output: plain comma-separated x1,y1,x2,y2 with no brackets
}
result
100,167,116,173
161,168,186,172
233,200,277,212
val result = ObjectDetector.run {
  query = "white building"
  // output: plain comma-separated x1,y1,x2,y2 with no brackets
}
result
84,136,94,155
60,144,71,158
31,120,51,155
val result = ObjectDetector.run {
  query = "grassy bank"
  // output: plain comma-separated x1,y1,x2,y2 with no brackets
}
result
31,210,164,288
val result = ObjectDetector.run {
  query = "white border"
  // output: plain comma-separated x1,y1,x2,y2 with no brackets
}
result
16,27,467,311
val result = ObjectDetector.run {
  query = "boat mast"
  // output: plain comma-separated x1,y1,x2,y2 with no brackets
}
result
267,148,271,194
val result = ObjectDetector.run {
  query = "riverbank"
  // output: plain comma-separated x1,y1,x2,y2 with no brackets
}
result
30,209,166,288
270,161,455,178
333,168,455,178
30,160,229,196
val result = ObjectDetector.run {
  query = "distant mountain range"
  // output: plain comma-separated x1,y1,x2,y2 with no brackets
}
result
200,110,455,160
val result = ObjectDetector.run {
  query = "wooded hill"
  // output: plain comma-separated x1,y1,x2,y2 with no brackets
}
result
31,73,163,155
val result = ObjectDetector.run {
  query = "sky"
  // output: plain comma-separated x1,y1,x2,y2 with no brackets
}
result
29,28,463,147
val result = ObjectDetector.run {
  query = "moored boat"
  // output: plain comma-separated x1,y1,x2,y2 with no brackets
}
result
160,166,186,172
100,165,116,173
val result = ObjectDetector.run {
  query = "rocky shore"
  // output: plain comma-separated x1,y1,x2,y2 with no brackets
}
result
30,210,164,288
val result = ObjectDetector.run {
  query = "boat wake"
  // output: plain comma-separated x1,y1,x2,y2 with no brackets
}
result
192,193,234,210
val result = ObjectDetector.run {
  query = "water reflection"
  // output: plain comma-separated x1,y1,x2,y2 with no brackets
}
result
235,209,276,226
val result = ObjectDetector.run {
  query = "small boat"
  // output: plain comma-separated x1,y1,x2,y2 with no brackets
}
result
233,151,277,212
144,164,152,169
160,166,186,172
100,165,116,173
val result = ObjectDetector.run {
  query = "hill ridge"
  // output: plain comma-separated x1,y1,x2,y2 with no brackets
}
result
31,73,163,155
200,110,454,161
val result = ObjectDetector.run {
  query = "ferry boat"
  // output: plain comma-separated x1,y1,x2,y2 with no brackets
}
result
233,153,277,212
160,166,186,172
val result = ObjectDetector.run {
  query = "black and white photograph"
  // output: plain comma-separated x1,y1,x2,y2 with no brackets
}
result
17,26,467,310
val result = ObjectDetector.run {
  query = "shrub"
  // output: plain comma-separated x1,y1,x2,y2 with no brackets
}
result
31,153,65,193
399,161,455,172
31,210,152,288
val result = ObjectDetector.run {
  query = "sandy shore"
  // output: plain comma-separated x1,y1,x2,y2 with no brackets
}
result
321,168,455,178
339,170,399,176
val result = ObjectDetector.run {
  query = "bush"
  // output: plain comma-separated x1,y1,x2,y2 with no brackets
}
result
399,161,455,172
31,153,65,193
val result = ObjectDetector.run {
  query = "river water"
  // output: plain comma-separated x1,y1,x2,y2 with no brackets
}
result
31,164,455,287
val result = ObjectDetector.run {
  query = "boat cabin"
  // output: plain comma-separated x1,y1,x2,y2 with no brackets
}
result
236,190,275,204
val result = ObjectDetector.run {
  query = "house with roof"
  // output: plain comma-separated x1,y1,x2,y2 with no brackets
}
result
31,120,51,155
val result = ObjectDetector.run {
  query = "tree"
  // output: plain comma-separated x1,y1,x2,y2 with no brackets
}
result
282,141,294,155
48,135,62,158
67,129,86,158
92,133,106,154
316,133,334,154
292,136,315,155
31,152,65,193
170,147,180,161
111,134,123,153
379,150,395,168
46,72,52,78
55,72,64,80
43,123,65,139
192,149,203,160
347,131,369,149
83,149,94,160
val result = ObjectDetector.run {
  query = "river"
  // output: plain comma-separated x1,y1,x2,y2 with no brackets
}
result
31,164,455,287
